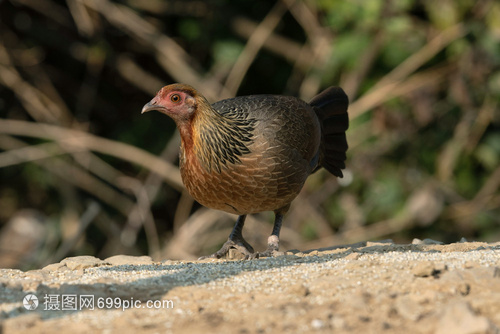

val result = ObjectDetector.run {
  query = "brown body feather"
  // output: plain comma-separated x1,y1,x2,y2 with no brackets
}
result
183,94,321,215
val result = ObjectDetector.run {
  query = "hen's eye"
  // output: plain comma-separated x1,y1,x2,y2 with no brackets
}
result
170,94,181,103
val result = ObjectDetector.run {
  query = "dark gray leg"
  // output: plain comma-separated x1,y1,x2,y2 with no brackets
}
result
252,212,284,258
199,215,254,260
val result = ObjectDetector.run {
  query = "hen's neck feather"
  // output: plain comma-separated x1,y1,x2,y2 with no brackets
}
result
187,101,256,173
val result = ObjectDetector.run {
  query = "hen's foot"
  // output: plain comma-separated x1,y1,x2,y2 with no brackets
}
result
247,235,284,259
199,238,254,260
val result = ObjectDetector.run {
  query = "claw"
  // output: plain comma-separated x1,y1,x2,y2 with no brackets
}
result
245,253,259,260
253,249,284,258
198,238,254,260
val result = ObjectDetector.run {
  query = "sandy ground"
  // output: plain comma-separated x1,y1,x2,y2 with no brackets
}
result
1,240,500,334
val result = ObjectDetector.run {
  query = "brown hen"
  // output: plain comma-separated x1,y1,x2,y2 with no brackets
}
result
142,84,349,259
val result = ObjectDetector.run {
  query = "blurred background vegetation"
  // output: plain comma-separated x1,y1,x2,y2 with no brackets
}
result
0,0,499,270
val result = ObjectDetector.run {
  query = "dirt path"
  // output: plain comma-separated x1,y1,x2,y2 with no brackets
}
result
1,240,499,333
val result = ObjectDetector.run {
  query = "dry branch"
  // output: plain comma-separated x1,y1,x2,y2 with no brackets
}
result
0,119,183,190
223,1,288,97
79,0,229,100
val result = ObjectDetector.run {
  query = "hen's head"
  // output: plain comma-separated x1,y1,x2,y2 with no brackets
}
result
142,84,206,123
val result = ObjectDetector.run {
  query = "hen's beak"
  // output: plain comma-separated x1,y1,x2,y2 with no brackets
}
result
141,101,157,114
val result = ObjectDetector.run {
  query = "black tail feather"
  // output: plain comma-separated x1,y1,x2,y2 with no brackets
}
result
309,86,349,177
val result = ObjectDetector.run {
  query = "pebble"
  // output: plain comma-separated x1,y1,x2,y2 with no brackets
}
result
41,262,67,272
412,238,444,245
311,319,325,329
104,255,154,266
412,262,435,277
412,261,446,277
288,283,310,297
366,239,394,247
60,256,110,270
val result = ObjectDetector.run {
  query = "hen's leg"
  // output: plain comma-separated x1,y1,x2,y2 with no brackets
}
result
251,205,290,258
199,215,254,260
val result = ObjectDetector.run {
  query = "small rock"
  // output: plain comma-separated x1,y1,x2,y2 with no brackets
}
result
289,283,310,297
459,237,468,243
412,262,437,277
413,238,445,245
41,262,66,272
60,256,109,270
421,238,444,245
311,319,325,330
412,238,423,245
434,262,448,272
435,301,497,334
366,239,394,247
105,255,154,266
458,283,471,296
